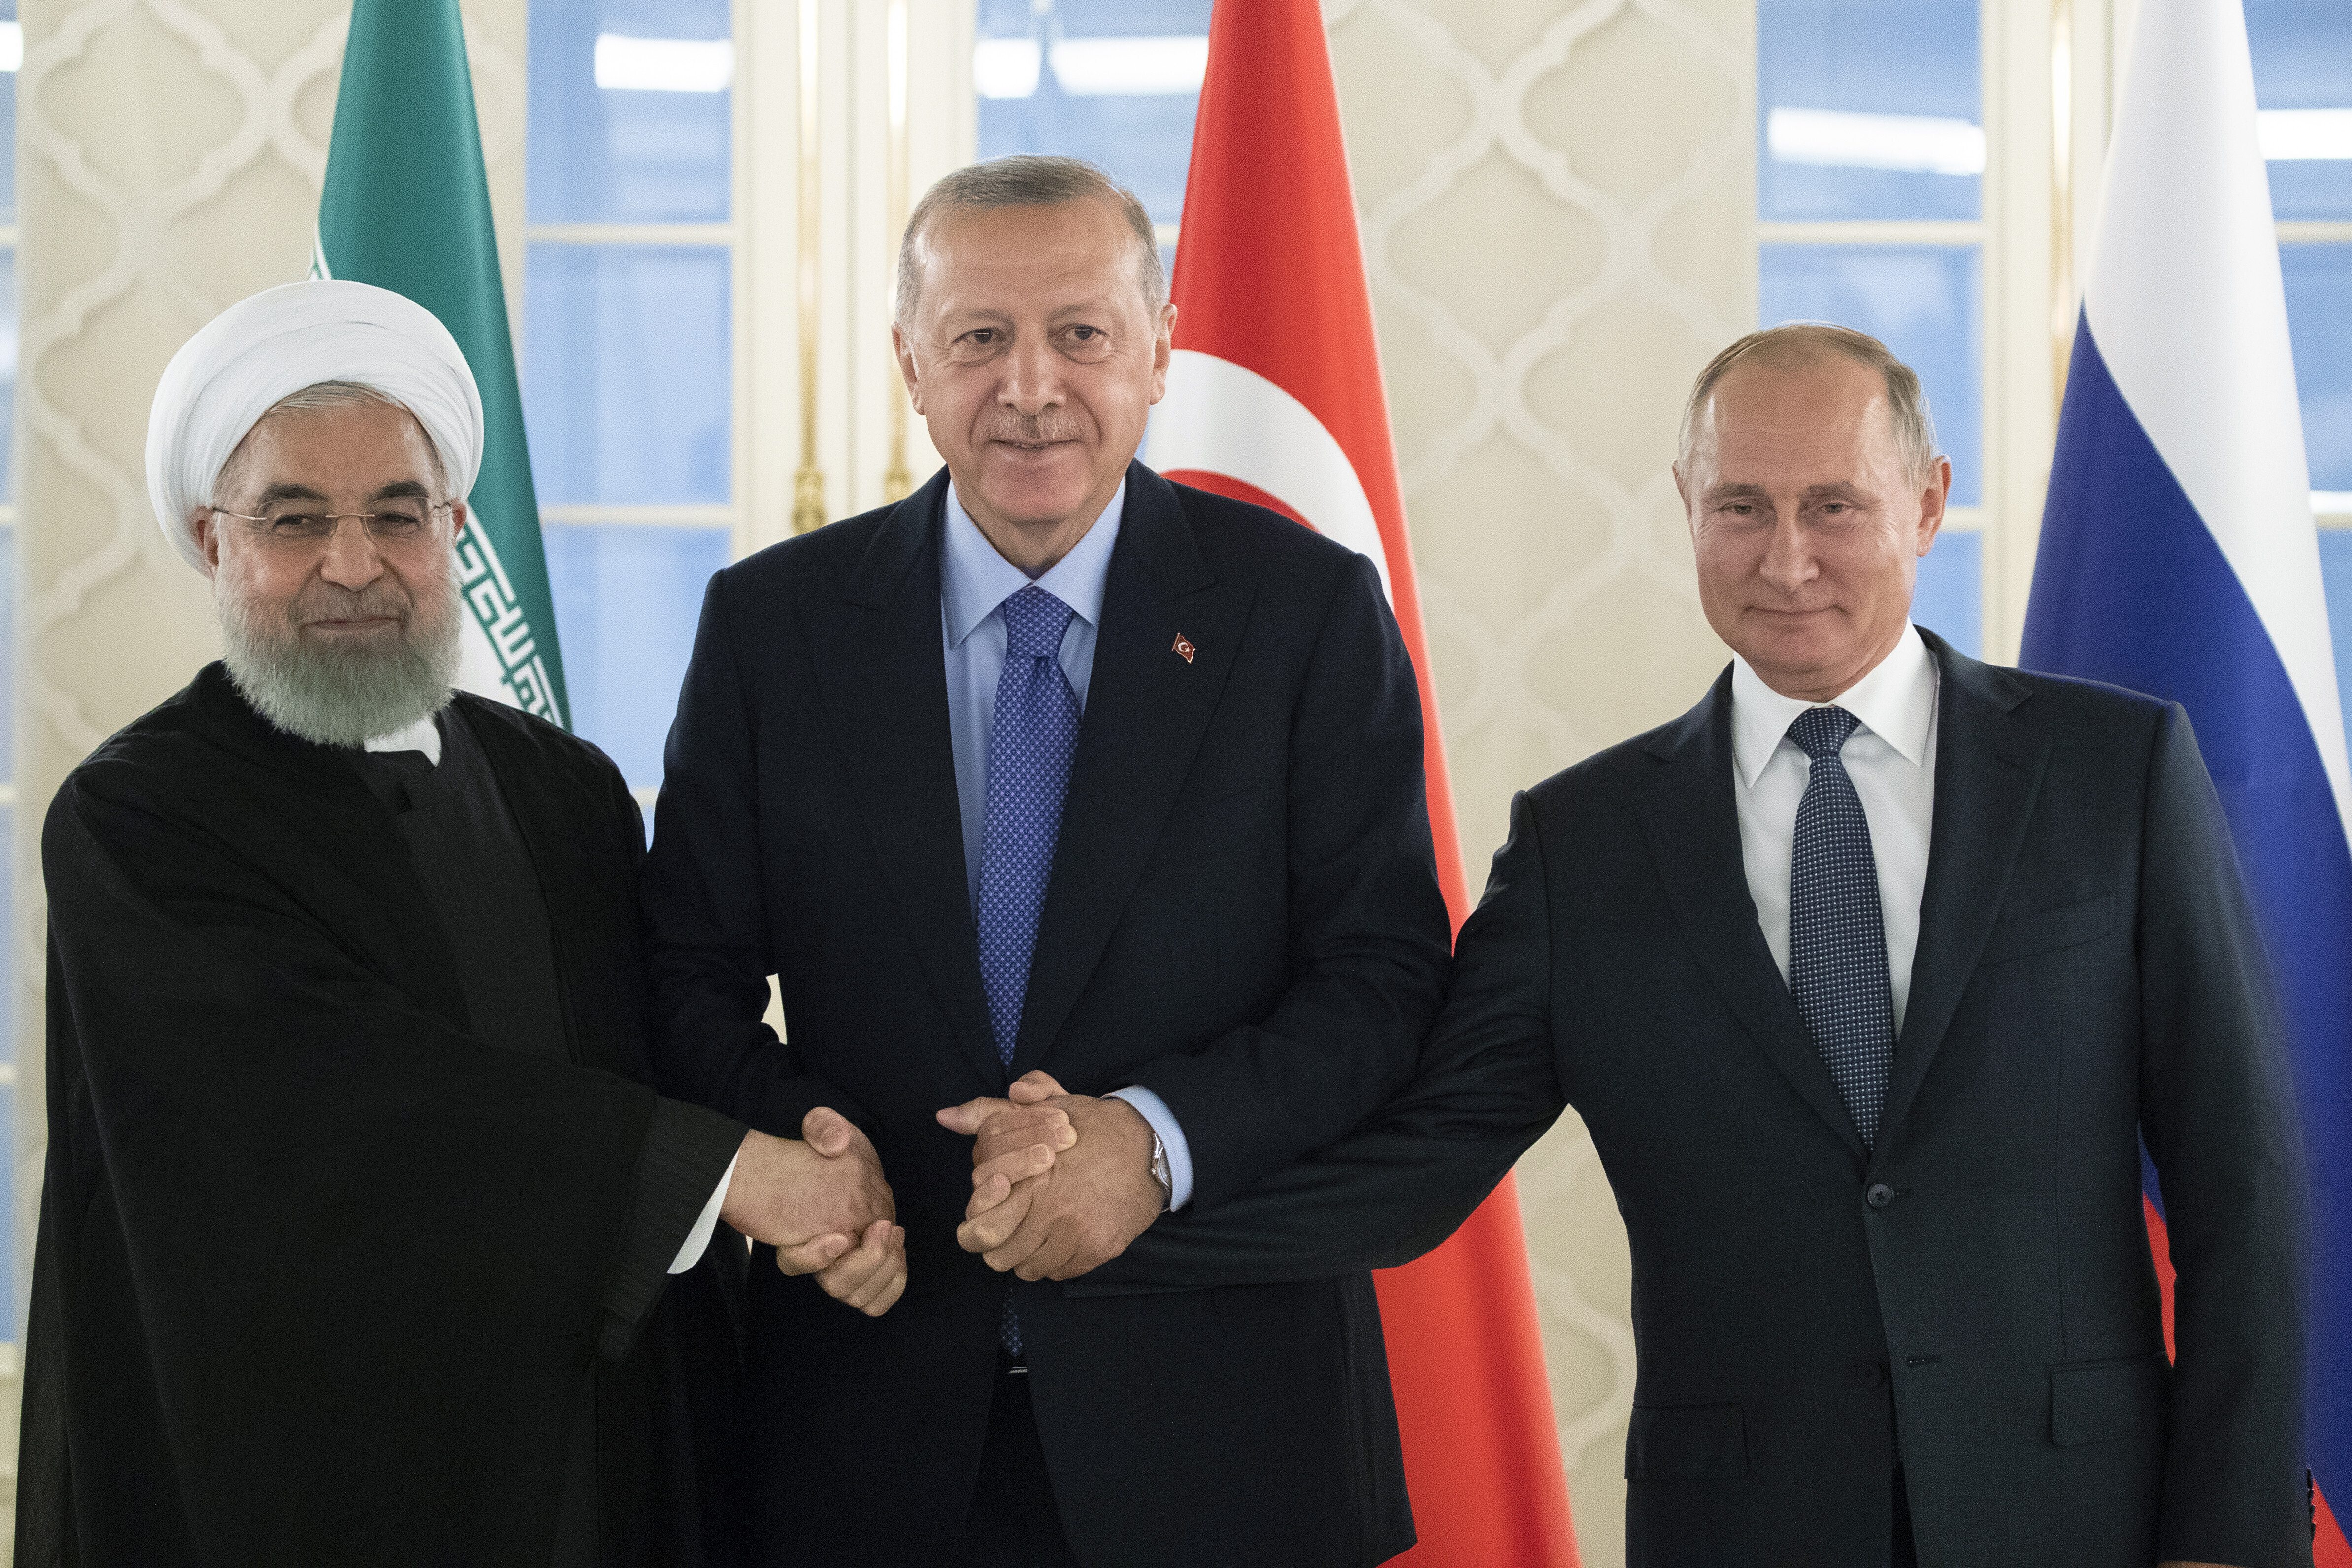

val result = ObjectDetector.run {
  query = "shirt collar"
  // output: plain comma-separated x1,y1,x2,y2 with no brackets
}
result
1730,623,1937,789
364,709,444,766
940,479,1125,649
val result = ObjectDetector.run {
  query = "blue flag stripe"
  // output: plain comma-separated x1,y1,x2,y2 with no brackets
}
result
2023,319,2352,1508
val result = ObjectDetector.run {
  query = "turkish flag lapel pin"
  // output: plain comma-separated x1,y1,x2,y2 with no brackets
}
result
1171,634,1196,664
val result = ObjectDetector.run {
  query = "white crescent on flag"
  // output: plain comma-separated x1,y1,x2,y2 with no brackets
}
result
1144,348,1395,605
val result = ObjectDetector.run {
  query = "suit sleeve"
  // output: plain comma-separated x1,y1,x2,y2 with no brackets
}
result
2134,703,2312,1564
1081,789,1567,1290
1121,552,1458,1210
599,1099,744,1359
642,570,871,1138
591,764,749,1358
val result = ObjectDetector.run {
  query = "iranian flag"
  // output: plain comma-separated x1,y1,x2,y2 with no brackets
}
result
1145,2,1579,1562
314,0,570,728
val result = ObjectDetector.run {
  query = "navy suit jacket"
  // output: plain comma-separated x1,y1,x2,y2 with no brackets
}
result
640,463,1452,1567
1085,634,2313,1568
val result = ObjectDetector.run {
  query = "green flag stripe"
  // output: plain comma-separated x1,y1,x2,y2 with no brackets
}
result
318,0,569,728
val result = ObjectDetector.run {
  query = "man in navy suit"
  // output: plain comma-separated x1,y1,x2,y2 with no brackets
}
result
1016,323,2313,1568
640,154,1451,1567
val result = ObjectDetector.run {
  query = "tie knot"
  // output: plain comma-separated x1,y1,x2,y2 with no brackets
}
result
1000,584,1076,660
1788,704,1862,762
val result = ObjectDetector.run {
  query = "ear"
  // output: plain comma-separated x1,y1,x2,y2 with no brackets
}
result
1914,456,1953,557
190,509,224,580
1148,301,1177,406
448,499,469,540
893,324,925,416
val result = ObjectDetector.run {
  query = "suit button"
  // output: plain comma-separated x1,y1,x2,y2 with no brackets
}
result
1852,1362,1886,1389
1866,1183,1896,1209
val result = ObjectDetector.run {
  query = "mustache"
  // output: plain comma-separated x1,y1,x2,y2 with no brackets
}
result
287,579,414,628
982,412,1091,446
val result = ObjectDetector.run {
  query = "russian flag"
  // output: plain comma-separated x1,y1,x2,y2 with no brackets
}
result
2019,0,2350,1556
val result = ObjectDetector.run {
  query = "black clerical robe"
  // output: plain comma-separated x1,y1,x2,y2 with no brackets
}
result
18,663,747,1568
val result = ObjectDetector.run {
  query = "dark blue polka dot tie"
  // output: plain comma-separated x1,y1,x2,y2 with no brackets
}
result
1787,705,1895,1150
976,585,1081,1355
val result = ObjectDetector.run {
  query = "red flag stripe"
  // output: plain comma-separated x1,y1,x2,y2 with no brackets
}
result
1160,1,1574,1561
2144,1196,2345,1560
1168,0,1467,923
1159,470,1314,534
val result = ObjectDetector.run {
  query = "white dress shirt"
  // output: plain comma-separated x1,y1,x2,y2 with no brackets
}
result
364,712,443,764
939,482,1194,1209
1729,624,1940,1032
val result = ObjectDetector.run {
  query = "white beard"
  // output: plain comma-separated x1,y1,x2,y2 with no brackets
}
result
217,557,464,748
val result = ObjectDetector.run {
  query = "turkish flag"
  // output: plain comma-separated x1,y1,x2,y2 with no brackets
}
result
1147,2,1580,1562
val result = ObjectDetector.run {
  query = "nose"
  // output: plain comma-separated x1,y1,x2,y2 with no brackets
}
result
1756,512,1817,593
998,335,1063,417
315,517,388,591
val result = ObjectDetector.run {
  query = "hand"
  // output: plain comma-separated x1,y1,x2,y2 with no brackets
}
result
720,1106,894,1260
948,1087,1163,1281
936,1071,1081,1215
777,1217,907,1317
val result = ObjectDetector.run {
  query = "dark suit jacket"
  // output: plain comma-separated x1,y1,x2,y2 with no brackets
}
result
640,463,1454,1567
1083,633,2313,1568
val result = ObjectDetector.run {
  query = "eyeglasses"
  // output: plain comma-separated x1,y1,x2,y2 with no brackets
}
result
210,500,453,546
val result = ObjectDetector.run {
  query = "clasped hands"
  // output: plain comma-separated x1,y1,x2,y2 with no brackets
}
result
720,1108,906,1316
934,1070,1165,1282
716,1074,1161,1318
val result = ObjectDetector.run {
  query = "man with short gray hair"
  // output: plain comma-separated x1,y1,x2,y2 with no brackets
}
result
19,280,916,1568
1101,322,2314,1567
645,154,1452,1566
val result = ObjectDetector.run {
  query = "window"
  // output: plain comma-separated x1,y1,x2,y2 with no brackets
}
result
1757,0,1986,658
975,0,1213,259
524,0,738,810
2252,0,2352,743
1755,0,2352,712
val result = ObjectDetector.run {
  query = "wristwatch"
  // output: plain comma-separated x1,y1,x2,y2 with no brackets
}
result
1147,1129,1172,1213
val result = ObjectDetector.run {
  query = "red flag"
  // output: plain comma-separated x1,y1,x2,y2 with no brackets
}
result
1148,2,1579,1561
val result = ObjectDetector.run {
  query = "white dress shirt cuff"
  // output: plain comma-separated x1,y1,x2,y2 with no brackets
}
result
1105,1085,1194,1211
669,1153,738,1274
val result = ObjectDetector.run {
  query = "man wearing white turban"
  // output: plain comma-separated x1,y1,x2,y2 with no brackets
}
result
16,281,955,1567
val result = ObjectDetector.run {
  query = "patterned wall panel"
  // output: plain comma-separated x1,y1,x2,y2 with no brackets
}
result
8,4,1754,1559
8,0,528,1538
1327,0,1756,1559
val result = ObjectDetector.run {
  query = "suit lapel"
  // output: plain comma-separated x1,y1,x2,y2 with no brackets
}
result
1637,671,1868,1162
1879,633,2048,1152
806,473,1004,1087
1012,465,1251,1072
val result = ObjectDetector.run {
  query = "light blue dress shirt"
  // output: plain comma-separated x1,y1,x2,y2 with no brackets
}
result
939,481,1194,1209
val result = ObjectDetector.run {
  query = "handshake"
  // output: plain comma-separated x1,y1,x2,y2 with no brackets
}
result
716,1071,1166,1318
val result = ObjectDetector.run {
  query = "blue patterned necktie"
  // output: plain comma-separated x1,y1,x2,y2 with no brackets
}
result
975,585,1081,1354
1787,705,1896,1150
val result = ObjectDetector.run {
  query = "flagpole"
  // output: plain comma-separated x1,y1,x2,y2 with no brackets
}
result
881,0,915,504
792,0,828,534
2049,0,2075,419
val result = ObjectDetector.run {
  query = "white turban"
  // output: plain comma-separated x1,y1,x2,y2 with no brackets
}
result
145,280,484,572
